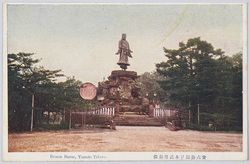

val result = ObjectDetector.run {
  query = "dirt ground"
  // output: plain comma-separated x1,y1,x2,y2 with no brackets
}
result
8,126,242,152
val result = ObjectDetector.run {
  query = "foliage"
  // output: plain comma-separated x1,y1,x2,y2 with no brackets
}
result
186,122,213,131
198,112,242,131
186,122,242,132
136,71,169,106
35,122,74,131
8,52,96,132
8,53,63,132
156,37,242,130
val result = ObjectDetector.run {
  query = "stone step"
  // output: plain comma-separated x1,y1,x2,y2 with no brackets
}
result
119,112,139,115
114,115,164,126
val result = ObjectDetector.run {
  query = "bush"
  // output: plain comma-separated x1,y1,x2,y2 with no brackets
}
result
167,116,176,122
184,112,242,132
186,122,242,132
186,122,214,131
35,122,75,131
213,125,242,132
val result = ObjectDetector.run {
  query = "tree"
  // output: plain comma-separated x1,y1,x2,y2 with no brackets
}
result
8,52,63,131
136,71,169,106
8,52,99,132
156,36,243,130
34,77,91,125
222,52,242,127
57,77,94,110
156,37,226,124
232,52,243,128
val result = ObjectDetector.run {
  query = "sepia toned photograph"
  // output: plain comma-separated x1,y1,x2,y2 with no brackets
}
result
2,2,247,161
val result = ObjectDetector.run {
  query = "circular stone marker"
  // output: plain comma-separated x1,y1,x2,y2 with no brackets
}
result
79,82,97,100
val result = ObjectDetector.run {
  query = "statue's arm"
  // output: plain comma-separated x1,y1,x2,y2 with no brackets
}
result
127,42,133,53
118,40,122,49
115,40,122,55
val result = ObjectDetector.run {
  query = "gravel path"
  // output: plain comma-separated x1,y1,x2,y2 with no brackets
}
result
8,126,242,152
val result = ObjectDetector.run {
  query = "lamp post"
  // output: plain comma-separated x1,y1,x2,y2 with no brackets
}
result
146,93,158,117
149,100,154,117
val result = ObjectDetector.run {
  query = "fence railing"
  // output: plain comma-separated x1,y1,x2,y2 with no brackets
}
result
72,106,115,116
70,106,178,117
153,108,179,117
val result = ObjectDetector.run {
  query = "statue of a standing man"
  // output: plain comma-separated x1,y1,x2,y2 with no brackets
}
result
115,34,133,71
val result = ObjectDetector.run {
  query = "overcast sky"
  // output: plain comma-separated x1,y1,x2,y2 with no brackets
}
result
7,4,243,85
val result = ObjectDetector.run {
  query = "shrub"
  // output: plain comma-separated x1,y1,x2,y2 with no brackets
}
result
186,122,213,131
35,122,75,131
186,122,242,132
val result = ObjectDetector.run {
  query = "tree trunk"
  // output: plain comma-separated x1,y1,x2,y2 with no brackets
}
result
192,101,197,124
63,108,65,122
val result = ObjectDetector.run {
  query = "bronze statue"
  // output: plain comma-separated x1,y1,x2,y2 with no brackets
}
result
115,34,133,71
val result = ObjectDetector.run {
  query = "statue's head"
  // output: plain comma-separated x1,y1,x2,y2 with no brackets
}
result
122,33,126,40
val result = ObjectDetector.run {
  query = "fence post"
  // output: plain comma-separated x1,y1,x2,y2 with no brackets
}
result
30,94,34,132
84,111,86,129
81,113,83,127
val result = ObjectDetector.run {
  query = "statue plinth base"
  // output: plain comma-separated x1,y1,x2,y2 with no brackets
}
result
108,70,138,80
117,63,130,71
98,70,149,115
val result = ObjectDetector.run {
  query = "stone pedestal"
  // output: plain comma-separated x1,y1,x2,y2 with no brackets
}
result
98,70,149,114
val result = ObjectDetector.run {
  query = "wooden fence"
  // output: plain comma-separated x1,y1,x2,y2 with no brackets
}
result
153,108,179,117
71,106,115,116
71,107,178,117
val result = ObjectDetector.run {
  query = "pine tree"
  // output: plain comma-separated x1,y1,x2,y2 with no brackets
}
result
156,37,225,124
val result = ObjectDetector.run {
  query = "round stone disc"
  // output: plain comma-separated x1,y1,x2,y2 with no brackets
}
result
79,82,97,100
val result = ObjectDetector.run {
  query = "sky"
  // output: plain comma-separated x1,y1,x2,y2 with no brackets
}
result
7,4,244,85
